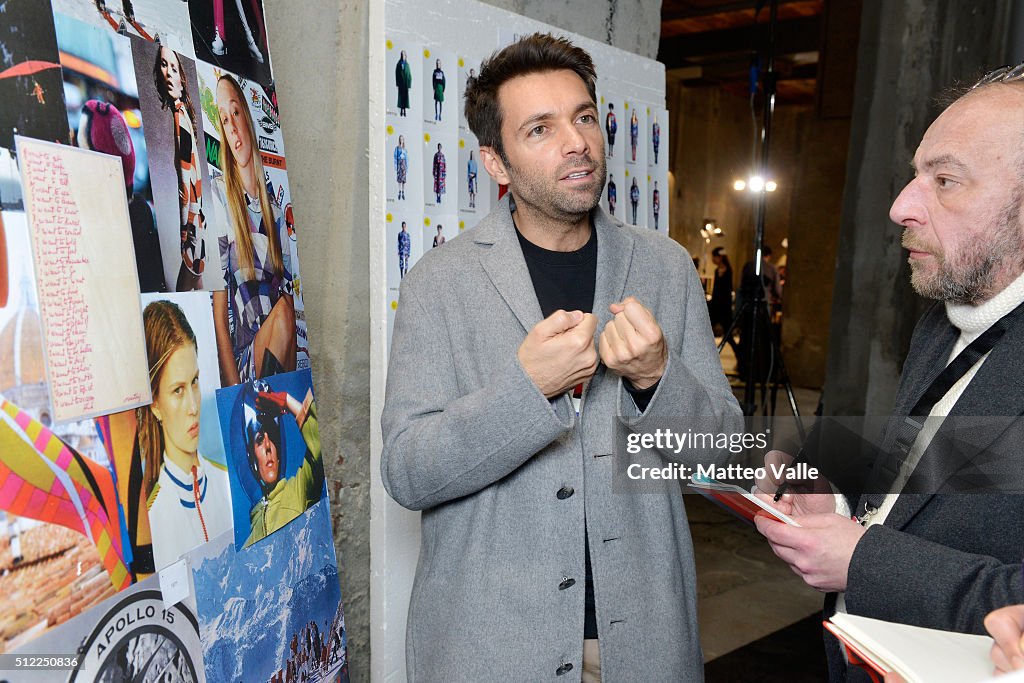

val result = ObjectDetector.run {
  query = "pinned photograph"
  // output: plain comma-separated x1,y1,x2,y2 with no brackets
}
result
196,64,310,385
605,171,618,218
17,137,151,423
0,0,70,150
127,293,232,573
458,134,489,222
387,40,420,119
625,170,645,227
390,129,410,203
424,132,457,209
0,399,132,654
385,209,421,348
423,215,456,254
624,101,646,169
215,368,326,550
422,48,456,129
50,0,196,57
8,575,207,682
650,178,662,232
186,0,273,91
649,108,665,168
190,500,348,682
133,38,221,293
604,97,619,159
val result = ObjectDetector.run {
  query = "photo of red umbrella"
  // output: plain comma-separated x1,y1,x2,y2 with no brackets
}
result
0,59,60,81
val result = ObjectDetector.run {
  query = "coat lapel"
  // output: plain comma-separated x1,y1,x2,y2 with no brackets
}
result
473,199,635,332
473,196,544,333
591,208,635,327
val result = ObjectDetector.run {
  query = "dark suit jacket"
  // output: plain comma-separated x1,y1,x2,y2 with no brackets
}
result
826,301,1024,682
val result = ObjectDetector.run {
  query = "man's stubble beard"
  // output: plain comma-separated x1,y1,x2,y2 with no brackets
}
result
505,153,608,225
906,188,1024,305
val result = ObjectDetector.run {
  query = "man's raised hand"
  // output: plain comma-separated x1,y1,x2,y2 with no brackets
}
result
518,310,599,398
599,297,667,390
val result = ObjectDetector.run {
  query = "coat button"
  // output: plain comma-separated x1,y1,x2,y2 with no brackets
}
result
556,663,573,676
556,486,574,499
558,577,576,590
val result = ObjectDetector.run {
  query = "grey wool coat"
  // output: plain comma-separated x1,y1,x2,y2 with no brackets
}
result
381,196,741,682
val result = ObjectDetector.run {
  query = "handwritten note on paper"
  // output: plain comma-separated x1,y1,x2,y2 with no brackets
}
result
16,137,150,423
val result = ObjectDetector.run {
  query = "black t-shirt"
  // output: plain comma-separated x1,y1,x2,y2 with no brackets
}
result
516,223,601,639
515,220,658,640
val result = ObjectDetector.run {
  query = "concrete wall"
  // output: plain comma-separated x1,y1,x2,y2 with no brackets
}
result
481,0,661,58
823,0,1011,416
262,1,660,681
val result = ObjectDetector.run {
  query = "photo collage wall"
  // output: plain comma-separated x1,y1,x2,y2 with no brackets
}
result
384,28,670,344
0,1,347,681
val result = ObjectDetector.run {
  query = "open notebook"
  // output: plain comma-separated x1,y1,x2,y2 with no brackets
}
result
825,612,994,683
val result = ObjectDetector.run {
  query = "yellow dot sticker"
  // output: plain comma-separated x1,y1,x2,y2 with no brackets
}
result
458,57,465,67
424,49,431,59
646,107,650,115
647,175,651,182
459,220,465,230
600,95,605,104
424,217,431,226
625,170,630,177
386,125,394,135
624,101,630,110
459,139,465,148
386,39,393,50
391,300,398,310
386,213,393,222
424,133,431,143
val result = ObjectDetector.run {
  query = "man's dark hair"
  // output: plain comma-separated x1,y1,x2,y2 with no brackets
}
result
464,33,597,163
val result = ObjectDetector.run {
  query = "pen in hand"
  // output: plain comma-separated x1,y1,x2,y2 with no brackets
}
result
772,447,806,503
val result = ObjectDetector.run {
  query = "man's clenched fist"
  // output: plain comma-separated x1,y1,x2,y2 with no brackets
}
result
518,310,599,398
599,297,667,390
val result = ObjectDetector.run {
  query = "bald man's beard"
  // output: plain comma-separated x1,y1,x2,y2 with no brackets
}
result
904,189,1024,305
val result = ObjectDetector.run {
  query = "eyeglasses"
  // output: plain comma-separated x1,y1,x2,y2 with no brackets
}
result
972,62,1024,89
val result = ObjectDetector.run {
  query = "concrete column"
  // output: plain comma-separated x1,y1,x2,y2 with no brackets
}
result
263,0,371,679
823,0,1011,416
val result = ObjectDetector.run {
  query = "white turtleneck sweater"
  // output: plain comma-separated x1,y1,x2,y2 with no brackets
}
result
836,269,1024,614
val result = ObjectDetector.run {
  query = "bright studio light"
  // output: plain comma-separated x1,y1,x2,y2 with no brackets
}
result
732,176,778,193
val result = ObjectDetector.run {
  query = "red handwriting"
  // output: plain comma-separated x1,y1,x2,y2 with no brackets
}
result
23,148,96,417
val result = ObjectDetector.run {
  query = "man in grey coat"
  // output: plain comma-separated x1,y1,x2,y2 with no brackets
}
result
755,69,1024,682
381,34,740,682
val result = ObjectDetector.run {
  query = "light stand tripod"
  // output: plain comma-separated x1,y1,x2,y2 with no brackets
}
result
716,0,801,431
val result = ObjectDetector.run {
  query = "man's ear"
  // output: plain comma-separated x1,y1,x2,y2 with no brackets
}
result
480,146,511,186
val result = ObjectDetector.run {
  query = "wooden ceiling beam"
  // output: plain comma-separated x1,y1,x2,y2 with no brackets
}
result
658,15,821,69
661,0,814,23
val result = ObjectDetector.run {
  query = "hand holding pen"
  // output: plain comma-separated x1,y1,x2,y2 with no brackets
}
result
753,449,836,517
